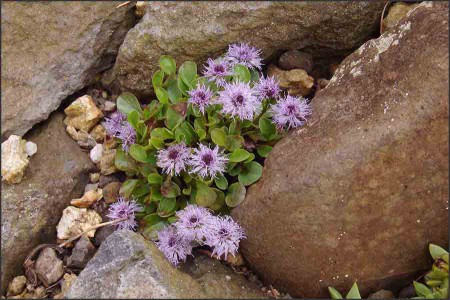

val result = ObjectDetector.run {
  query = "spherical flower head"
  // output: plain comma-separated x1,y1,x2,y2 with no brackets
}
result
218,82,261,121
188,84,214,114
103,111,127,136
271,95,312,129
255,76,281,100
205,215,246,260
156,225,193,267
117,122,137,152
203,58,233,86
103,111,136,152
189,144,228,179
226,43,263,70
107,197,144,231
174,204,213,242
157,143,191,176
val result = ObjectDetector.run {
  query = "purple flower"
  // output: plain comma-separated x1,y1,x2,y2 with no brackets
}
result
107,197,143,231
270,95,312,129
217,82,261,120
255,76,281,100
174,204,213,242
188,84,214,114
157,143,191,176
189,144,228,179
156,225,193,266
205,215,246,260
226,43,262,70
103,111,136,152
203,58,233,86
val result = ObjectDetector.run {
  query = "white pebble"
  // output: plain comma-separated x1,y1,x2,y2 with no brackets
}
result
90,144,103,164
225,275,231,281
25,141,38,157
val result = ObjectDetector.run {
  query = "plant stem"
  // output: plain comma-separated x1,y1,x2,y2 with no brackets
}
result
58,217,127,248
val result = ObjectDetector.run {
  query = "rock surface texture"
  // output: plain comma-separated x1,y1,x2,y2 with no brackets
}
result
1,112,94,293
232,2,449,298
1,1,135,139
67,230,264,298
110,1,385,96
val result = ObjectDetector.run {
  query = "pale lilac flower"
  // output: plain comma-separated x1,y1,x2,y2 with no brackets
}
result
156,225,193,266
217,82,261,120
205,215,246,260
203,58,233,86
157,143,191,176
189,144,228,179
174,204,213,242
107,197,144,231
270,95,312,129
255,76,281,100
188,84,214,114
103,111,136,152
226,43,262,70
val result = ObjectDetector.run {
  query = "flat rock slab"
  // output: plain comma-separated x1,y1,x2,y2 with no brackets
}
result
1,1,135,139
232,2,449,297
1,112,94,293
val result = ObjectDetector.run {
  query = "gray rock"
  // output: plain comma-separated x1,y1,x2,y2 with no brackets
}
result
1,112,94,293
35,248,64,287
67,236,96,269
1,2,135,139
92,225,115,247
368,289,395,299
110,1,385,96
232,2,448,298
68,230,264,298
98,174,121,188
102,182,122,204
398,283,416,298
278,50,314,72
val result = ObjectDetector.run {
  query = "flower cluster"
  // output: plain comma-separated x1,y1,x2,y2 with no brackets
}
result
107,197,143,231
103,111,137,152
156,204,246,266
157,143,228,179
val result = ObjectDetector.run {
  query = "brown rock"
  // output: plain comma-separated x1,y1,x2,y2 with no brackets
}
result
100,149,118,175
232,3,448,298
67,236,96,269
368,289,395,299
57,206,103,240
89,124,106,143
1,112,93,293
383,2,417,32
1,135,29,184
98,174,122,188
109,2,385,97
64,95,103,132
35,248,64,287
1,2,135,138
65,125,90,143
61,274,78,295
278,50,314,73
6,276,27,297
103,182,122,204
267,64,314,96
398,283,416,298
89,173,100,183
70,189,103,208
103,136,118,150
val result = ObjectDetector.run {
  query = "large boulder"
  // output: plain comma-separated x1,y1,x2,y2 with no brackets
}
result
67,230,264,298
109,1,385,96
1,1,135,139
232,2,449,298
1,112,94,293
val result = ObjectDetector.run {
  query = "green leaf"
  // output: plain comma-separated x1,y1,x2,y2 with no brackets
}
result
117,92,143,116
167,78,183,103
238,161,263,186
257,145,273,158
250,68,260,82
214,174,228,190
244,153,255,163
225,135,244,151
197,128,207,140
148,173,163,185
209,188,225,211
430,244,449,260
150,128,174,140
233,64,251,83
259,117,277,140
178,75,190,97
179,61,197,87
158,197,177,217
229,149,251,163
211,128,227,147
161,181,181,198
345,282,361,299
328,287,343,300
195,181,217,207
175,122,197,145
142,213,163,227
155,86,169,104
139,164,155,178
115,148,138,171
127,110,139,130
152,70,165,87
119,179,139,199
150,137,164,149
225,182,246,207
159,55,176,75
151,185,163,201
414,281,433,297
165,107,185,130
132,183,150,198
129,144,148,163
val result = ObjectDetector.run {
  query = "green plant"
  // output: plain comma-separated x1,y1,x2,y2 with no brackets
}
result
328,282,361,299
413,244,449,299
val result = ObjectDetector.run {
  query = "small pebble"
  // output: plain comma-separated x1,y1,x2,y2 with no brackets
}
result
101,91,108,99
6,276,27,296
90,173,100,183
25,141,37,157
103,101,116,112
225,275,231,281
90,144,103,164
